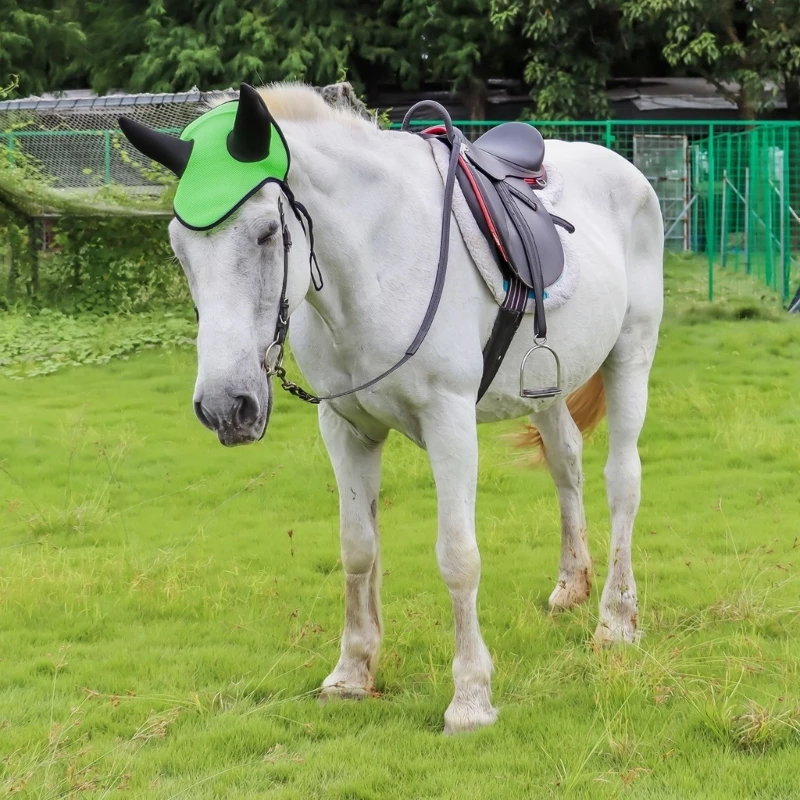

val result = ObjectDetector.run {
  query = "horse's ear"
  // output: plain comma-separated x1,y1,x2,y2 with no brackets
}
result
227,82,273,162
118,116,193,177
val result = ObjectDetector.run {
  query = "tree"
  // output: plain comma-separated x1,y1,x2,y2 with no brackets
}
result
81,0,400,95
383,0,522,119
491,0,623,119
0,0,85,97
622,0,800,119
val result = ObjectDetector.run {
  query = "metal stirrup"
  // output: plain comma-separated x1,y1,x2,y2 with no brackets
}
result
519,338,562,399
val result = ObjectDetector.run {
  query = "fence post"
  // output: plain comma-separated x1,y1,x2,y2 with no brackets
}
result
604,120,613,149
27,218,39,295
103,131,112,185
7,221,18,299
782,124,790,302
720,169,727,267
744,166,750,274
707,123,715,301
691,145,699,251
765,130,774,290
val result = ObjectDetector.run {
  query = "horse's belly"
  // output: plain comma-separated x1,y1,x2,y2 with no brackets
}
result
476,245,627,423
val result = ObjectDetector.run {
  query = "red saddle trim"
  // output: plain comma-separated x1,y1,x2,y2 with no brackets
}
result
422,126,509,262
456,156,509,262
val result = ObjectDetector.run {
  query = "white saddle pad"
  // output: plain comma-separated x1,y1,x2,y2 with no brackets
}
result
427,139,579,314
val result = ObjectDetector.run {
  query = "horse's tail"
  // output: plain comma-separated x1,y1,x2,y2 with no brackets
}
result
511,371,606,464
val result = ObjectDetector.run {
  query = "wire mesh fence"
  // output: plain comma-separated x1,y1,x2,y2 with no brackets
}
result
0,91,228,217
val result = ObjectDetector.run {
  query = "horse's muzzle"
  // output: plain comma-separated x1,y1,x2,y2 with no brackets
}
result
193,387,269,446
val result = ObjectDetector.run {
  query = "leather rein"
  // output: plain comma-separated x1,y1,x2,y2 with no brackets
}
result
264,101,463,405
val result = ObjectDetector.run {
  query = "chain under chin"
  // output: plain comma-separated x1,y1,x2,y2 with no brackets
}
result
271,365,321,405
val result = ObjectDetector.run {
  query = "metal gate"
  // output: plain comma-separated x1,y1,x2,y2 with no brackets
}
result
633,134,690,251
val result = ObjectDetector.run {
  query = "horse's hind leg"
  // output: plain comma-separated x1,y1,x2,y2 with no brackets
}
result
318,404,387,699
595,314,660,644
531,401,593,610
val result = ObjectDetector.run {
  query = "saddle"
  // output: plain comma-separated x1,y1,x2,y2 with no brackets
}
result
460,124,572,294
404,103,575,401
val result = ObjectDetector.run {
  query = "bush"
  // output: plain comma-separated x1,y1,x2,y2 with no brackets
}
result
0,211,190,313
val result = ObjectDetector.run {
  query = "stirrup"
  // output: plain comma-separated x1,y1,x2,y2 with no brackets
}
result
520,338,562,399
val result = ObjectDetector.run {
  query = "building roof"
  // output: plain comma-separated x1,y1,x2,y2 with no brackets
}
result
607,77,785,112
0,87,237,113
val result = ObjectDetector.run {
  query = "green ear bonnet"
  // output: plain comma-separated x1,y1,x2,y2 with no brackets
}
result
118,83,290,230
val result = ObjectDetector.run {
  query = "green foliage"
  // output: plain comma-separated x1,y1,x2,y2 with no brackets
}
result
0,307,194,378
80,0,399,96
41,217,187,313
491,0,620,119
622,0,800,118
0,211,187,313
0,76,17,98
0,0,85,97
386,0,521,118
2,0,800,121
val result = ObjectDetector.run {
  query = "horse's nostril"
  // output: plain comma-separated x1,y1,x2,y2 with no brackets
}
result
194,400,217,430
233,394,260,427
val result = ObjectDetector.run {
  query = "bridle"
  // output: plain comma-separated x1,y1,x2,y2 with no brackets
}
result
261,193,324,405
262,104,463,406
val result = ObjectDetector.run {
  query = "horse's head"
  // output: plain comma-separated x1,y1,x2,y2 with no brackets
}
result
120,84,311,446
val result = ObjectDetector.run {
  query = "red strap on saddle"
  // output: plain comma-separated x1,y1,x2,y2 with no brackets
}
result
456,156,509,261
422,126,509,261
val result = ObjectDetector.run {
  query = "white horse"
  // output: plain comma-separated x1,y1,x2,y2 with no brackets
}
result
164,85,664,733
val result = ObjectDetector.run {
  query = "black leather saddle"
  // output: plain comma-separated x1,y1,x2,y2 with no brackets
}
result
402,102,575,401
466,121,546,178
459,124,572,298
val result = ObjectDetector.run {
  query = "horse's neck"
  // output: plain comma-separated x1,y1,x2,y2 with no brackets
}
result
285,122,443,332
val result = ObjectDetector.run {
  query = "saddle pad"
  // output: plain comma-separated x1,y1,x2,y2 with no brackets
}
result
427,139,579,314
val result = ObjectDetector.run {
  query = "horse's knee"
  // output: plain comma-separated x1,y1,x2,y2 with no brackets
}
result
436,535,481,591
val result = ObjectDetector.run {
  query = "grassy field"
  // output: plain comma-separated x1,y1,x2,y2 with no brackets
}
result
1,256,799,798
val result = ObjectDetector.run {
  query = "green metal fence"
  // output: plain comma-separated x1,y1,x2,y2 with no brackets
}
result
397,119,800,303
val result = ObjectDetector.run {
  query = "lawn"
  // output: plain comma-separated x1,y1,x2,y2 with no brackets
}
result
1,256,799,798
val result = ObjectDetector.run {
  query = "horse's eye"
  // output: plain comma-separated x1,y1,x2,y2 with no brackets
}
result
194,306,199,323
257,222,280,245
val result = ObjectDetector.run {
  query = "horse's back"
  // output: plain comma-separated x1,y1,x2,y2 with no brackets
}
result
543,139,663,276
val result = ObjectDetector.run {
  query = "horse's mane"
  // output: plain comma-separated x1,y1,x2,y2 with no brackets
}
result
209,82,377,132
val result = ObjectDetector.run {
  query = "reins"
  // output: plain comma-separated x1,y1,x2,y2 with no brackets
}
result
264,102,463,405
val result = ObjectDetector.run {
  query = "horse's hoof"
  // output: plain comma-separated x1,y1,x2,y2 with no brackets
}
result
443,688,499,735
318,680,376,703
548,575,591,612
593,619,639,646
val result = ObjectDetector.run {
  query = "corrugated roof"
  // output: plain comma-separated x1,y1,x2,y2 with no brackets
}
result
0,88,238,113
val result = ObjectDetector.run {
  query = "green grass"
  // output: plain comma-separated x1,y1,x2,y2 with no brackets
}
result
1,256,799,798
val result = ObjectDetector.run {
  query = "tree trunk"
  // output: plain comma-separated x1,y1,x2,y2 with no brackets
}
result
464,76,488,121
738,87,756,121
783,74,800,119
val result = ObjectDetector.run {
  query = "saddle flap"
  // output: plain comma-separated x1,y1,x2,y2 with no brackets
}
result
468,169,564,292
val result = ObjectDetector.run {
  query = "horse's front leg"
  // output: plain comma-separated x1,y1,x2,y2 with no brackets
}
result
423,399,498,734
318,404,387,699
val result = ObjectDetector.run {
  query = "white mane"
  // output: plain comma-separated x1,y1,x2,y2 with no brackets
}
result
208,82,377,132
